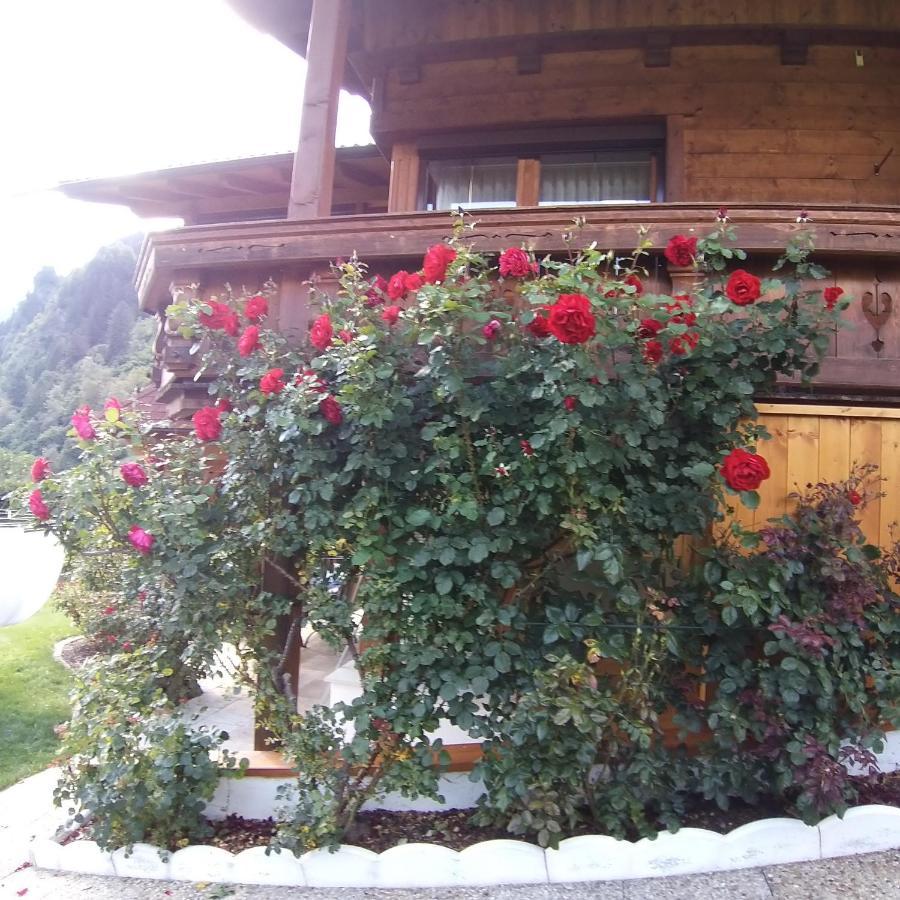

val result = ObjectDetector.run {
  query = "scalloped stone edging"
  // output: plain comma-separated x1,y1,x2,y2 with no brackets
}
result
30,804,900,888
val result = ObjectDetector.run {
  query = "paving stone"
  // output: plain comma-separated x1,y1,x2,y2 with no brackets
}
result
764,849,900,899
625,868,773,899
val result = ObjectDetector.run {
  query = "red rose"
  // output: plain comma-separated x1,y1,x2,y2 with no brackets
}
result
244,294,268,322
482,319,501,340
127,525,155,555
29,489,50,521
238,325,261,357
499,248,537,278
624,274,644,296
670,331,700,356
387,271,408,300
192,406,222,442
664,235,697,268
405,272,424,294
526,307,552,337
71,406,96,441
824,286,844,310
338,329,353,343
642,339,664,364
260,368,286,395
31,457,50,482
104,397,121,412
520,439,534,456
319,395,343,425
382,305,401,326
120,463,148,487
215,397,232,412
665,295,697,326
422,244,457,284
563,395,577,411
848,489,862,506
725,269,761,306
547,294,596,344
721,448,771,492
199,300,239,335
310,313,333,351
637,318,664,339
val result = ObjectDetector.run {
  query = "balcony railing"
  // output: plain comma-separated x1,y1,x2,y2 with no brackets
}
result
137,202,900,415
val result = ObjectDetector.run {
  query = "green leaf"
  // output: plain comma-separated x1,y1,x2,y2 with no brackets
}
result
486,507,506,526
435,573,453,595
406,508,431,527
739,490,760,510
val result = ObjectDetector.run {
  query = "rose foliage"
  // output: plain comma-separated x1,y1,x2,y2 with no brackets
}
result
26,220,898,851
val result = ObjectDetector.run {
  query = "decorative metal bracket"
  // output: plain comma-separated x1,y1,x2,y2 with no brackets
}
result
862,289,892,353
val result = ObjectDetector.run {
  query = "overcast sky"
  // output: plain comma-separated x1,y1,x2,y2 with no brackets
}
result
0,0,372,319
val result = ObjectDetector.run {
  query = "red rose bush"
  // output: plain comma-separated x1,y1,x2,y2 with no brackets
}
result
29,223,887,856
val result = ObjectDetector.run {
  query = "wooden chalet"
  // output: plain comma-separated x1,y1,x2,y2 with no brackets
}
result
60,0,900,763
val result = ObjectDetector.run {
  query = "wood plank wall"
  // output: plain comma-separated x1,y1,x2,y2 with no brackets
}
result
374,42,900,205
727,404,900,551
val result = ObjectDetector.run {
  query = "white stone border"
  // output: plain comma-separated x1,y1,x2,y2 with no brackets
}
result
30,804,900,888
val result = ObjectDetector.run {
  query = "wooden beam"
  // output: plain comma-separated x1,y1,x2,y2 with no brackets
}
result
287,0,350,219
387,142,420,212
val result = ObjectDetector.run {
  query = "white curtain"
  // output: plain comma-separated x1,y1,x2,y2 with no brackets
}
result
429,158,517,210
540,154,651,205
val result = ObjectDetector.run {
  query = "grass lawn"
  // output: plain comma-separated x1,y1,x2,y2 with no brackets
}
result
0,603,76,790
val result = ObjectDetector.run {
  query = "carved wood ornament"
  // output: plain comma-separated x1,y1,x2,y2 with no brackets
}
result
861,289,892,353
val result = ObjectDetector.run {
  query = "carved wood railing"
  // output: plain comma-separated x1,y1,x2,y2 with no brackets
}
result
137,203,900,417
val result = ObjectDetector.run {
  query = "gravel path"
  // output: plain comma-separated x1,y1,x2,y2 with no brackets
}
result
3,850,898,900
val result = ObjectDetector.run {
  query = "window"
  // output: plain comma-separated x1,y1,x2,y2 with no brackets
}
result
425,156,518,211
539,150,654,205
410,123,665,212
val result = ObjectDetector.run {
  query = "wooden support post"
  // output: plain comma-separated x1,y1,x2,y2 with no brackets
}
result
387,142,421,212
287,0,350,219
665,115,686,202
516,158,541,207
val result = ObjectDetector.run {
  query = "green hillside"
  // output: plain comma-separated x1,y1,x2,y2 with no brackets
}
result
0,236,155,480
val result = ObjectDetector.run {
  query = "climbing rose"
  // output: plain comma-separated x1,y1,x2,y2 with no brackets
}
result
499,248,537,278
127,525,155,555
382,305,401,326
422,243,456,283
664,235,697,268
520,439,534,456
547,294,596,344
31,457,50,482
526,307,552,337
310,313,333,351
338,329,353,343
238,325,261,357
721,448,771,492
665,295,697,326
824,286,844,310
725,269,762,306
563,395,577,411
120,463,148,487
260,368,286,395
319,395,343,425
643,340,664,364
244,294,268,322
192,406,222,442
848,489,862,506
71,406,96,441
29,489,50,521
482,319,501,340
387,271,424,300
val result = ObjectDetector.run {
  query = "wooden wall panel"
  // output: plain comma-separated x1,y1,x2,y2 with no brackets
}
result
729,404,900,552
375,43,900,208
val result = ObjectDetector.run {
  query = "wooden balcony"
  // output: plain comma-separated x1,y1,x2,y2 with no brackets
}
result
137,202,900,415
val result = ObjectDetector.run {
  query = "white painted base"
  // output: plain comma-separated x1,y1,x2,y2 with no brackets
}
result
33,804,900,888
